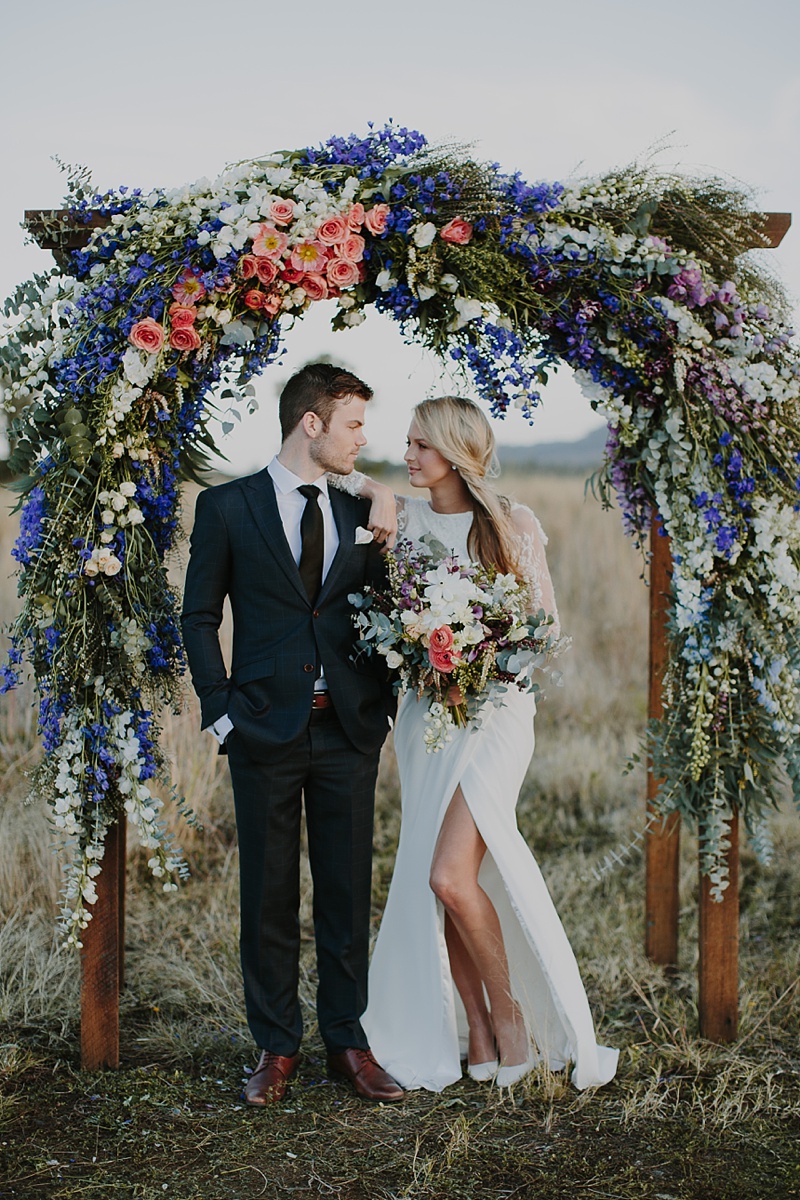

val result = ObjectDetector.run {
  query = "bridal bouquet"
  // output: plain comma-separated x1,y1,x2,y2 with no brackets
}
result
350,536,564,751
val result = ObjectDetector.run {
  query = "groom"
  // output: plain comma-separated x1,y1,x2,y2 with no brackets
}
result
181,363,402,1105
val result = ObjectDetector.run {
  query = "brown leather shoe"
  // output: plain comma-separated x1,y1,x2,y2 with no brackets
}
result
327,1048,404,1102
244,1051,300,1106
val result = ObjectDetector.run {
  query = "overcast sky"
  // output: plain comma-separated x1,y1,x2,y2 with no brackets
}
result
3,0,798,469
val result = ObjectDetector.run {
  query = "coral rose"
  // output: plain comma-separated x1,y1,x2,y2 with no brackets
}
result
440,217,473,245
255,258,279,286
339,234,365,263
269,199,296,225
243,290,265,310
169,326,202,352
280,266,305,284
239,254,259,279
253,223,288,260
129,318,165,354
316,215,349,246
325,257,360,288
429,646,458,674
429,625,455,653
364,204,390,235
301,274,329,301
168,304,197,328
347,203,365,230
261,292,282,316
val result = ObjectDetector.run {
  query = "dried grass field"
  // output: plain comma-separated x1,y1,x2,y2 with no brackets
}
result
1,469,800,1199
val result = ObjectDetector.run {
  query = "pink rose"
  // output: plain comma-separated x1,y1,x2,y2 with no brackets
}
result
429,625,455,653
325,257,360,288
316,215,349,246
171,269,206,305
261,292,281,316
255,258,279,286
347,203,365,230
168,303,197,328
129,318,165,354
364,204,390,236
240,254,259,279
243,289,265,310
338,233,365,263
169,326,202,352
301,273,329,301
429,647,459,674
440,217,473,245
269,199,296,226
281,266,305,284
290,241,327,274
252,223,288,260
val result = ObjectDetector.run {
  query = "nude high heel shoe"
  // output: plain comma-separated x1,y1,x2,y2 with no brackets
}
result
495,1052,534,1088
467,1058,499,1083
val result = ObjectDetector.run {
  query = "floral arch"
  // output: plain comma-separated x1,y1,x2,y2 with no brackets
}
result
2,125,800,943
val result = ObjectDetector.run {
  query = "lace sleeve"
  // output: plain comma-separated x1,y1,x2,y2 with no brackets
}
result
327,469,368,496
511,504,560,637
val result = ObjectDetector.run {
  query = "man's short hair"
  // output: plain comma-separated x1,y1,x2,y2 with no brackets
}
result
279,363,373,440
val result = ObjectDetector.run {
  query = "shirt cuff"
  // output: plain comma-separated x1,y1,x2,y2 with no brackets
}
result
206,714,234,744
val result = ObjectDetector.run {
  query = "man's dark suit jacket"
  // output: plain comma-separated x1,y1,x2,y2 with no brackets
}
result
181,467,395,759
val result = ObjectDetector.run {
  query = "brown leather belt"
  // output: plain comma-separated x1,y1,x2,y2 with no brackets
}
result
311,692,333,710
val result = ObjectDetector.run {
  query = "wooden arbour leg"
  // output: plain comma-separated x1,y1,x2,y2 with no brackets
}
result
645,519,680,968
80,815,126,1069
699,813,739,1041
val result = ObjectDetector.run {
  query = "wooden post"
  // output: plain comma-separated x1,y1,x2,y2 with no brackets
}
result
698,813,739,1041
80,815,125,1069
645,519,680,968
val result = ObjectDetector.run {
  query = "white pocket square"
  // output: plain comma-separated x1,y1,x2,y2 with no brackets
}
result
355,526,374,544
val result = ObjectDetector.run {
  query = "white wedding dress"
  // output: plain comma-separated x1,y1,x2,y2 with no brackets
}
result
363,497,618,1091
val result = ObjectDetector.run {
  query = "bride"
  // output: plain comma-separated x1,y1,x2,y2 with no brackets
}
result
339,395,618,1091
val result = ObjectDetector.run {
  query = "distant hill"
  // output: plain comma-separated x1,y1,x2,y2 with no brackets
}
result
497,425,607,473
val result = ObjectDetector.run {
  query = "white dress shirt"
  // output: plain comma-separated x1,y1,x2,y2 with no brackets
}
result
207,456,338,743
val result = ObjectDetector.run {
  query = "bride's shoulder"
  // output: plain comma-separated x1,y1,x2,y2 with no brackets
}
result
508,502,548,545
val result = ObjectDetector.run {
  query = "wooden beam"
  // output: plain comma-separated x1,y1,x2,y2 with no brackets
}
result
645,520,680,968
80,816,124,1070
698,813,739,1042
760,213,791,248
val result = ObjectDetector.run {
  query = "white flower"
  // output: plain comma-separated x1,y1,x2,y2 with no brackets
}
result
385,650,404,669
416,284,437,302
375,270,397,292
119,481,136,498
342,311,366,327
449,297,483,331
438,274,458,294
412,222,437,248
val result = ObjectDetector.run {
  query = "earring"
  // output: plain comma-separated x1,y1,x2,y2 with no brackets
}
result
451,464,458,470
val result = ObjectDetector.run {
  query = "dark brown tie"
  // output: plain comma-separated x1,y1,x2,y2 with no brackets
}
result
297,484,324,602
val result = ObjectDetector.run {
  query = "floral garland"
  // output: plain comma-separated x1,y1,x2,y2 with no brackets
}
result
1,124,799,935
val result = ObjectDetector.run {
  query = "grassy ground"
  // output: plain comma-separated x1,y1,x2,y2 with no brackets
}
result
2,472,800,1199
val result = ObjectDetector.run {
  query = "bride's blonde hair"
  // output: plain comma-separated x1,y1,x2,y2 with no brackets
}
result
413,395,520,578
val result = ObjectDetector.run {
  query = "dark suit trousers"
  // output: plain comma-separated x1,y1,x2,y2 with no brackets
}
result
227,710,380,1056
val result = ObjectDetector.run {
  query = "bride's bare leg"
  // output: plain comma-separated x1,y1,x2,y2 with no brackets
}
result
444,914,495,1064
430,788,529,1067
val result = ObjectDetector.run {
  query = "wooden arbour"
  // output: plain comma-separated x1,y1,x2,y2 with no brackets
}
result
21,207,792,1068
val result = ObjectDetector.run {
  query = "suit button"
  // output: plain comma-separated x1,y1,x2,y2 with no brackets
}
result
303,663,314,673
313,610,320,618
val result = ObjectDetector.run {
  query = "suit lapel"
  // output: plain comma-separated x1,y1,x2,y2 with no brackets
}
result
243,469,309,603
318,486,356,603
